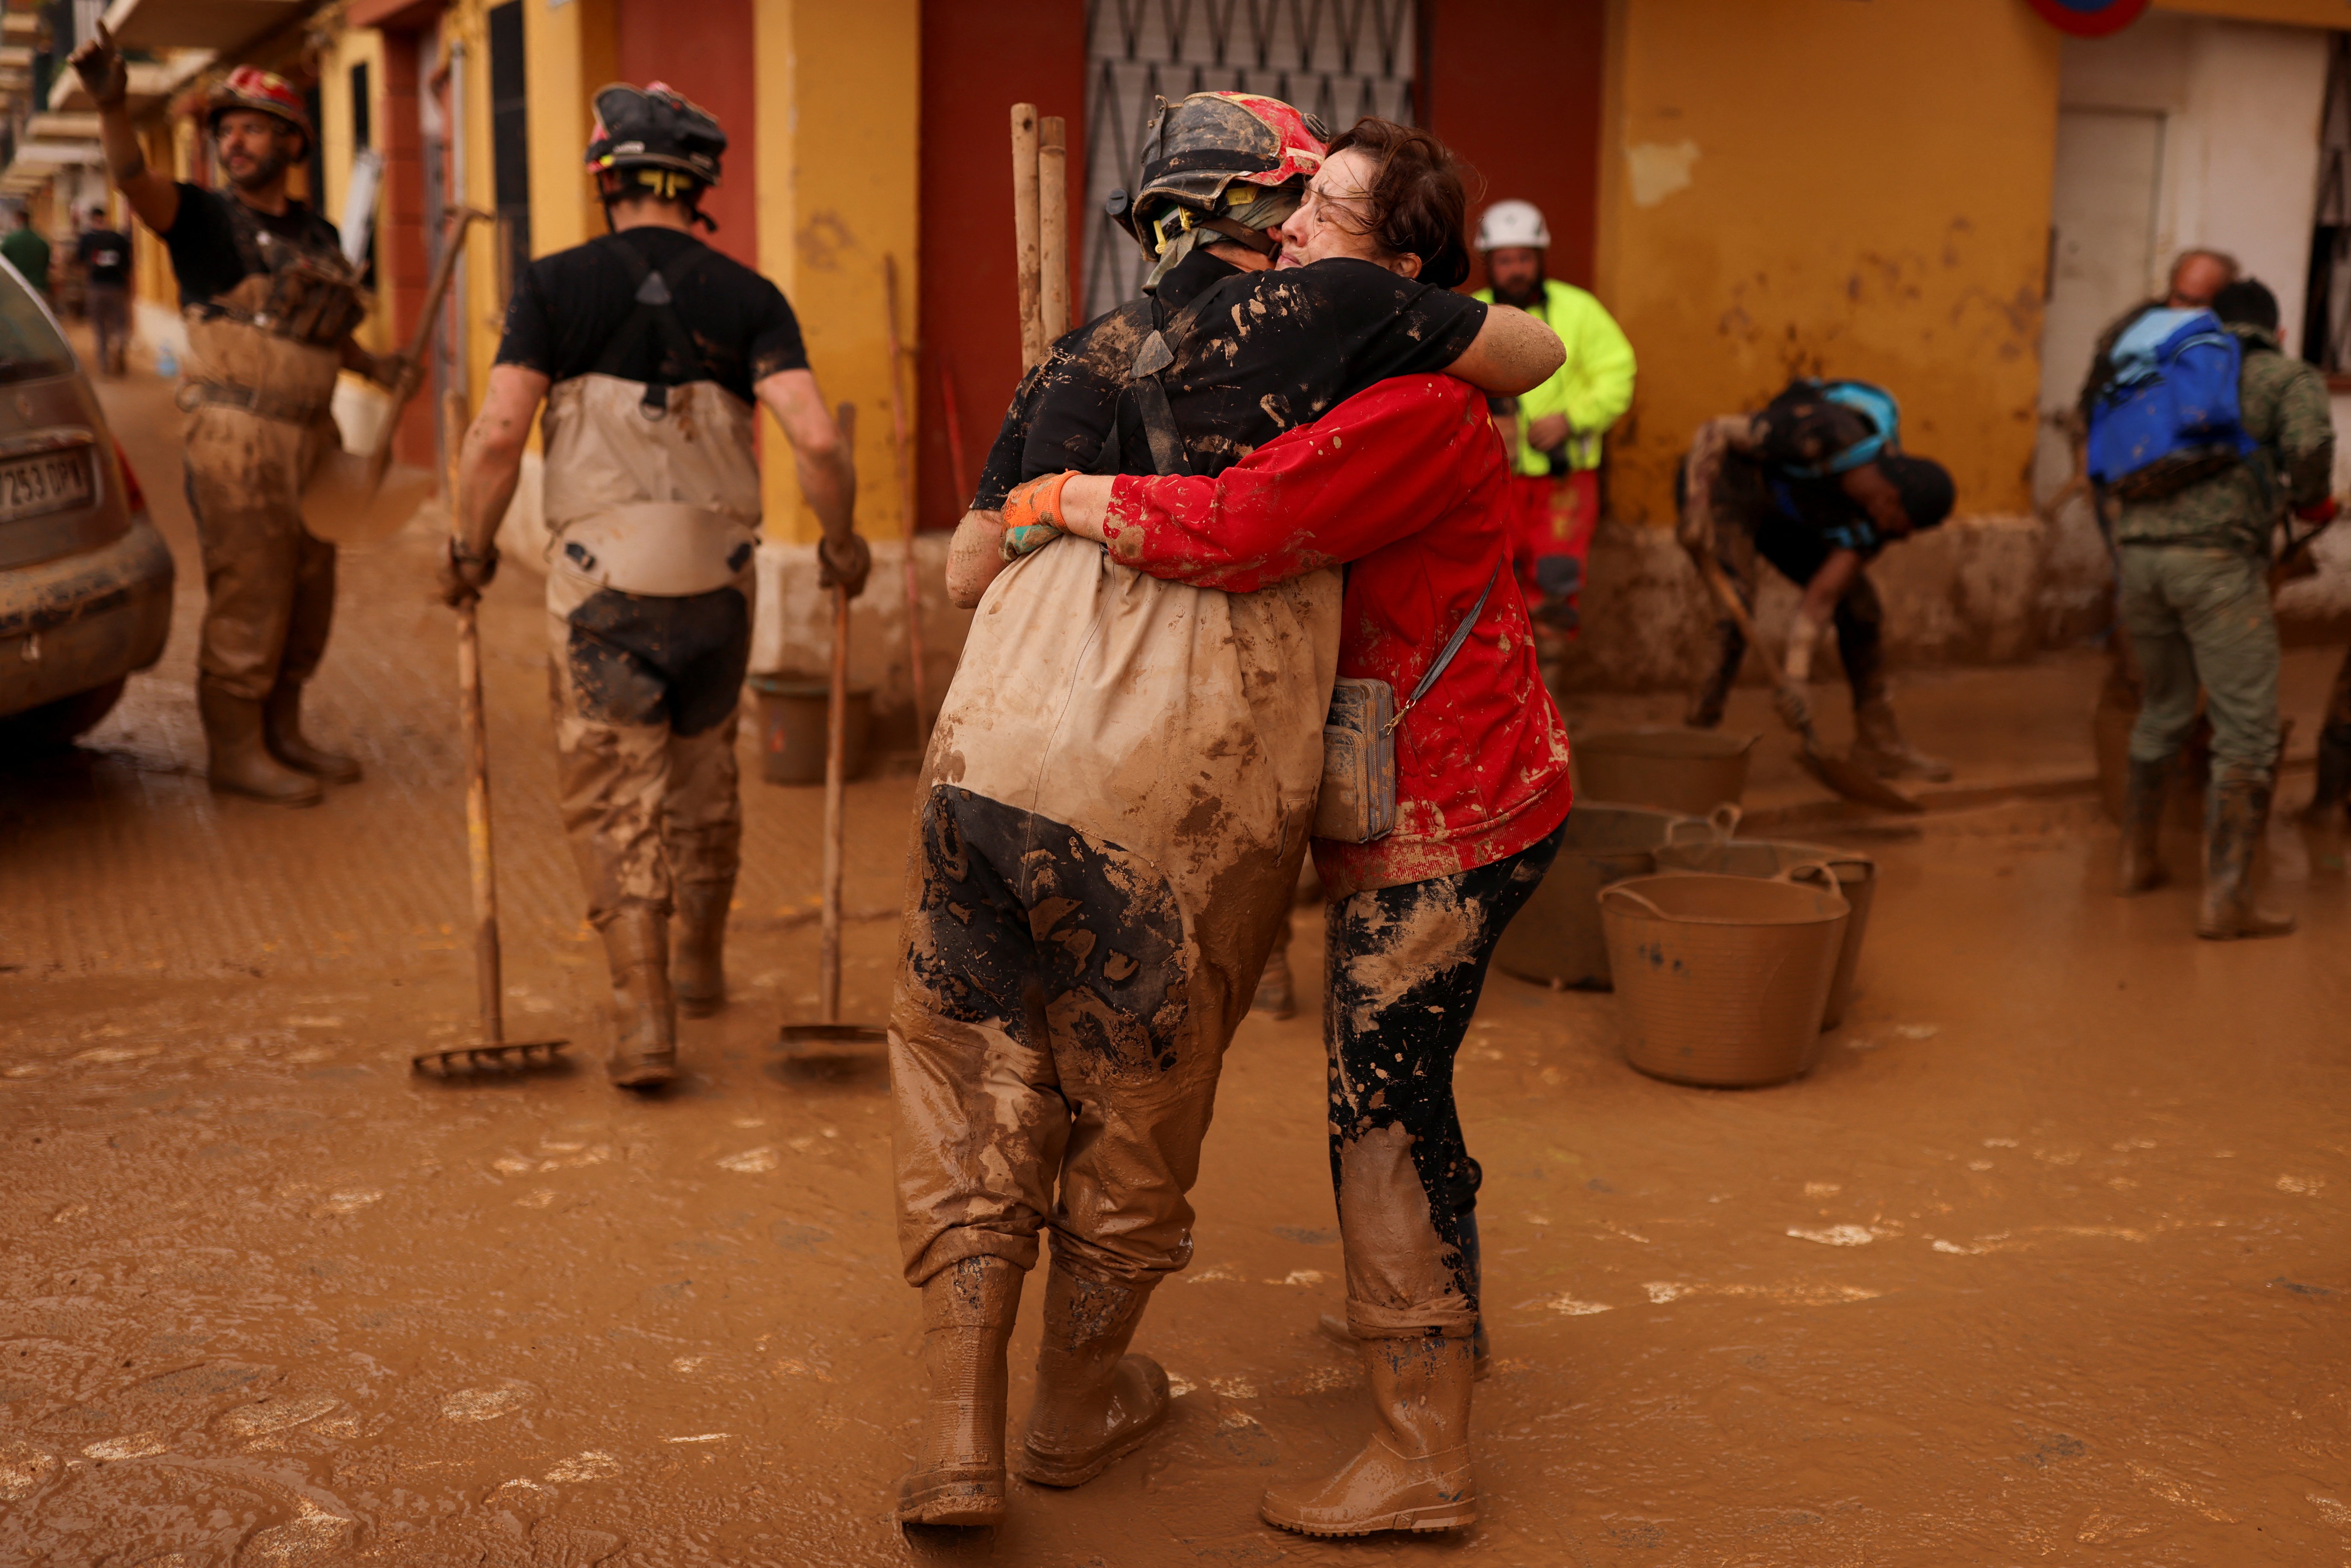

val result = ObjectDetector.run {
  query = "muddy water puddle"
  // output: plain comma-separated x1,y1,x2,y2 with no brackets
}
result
4,806,2348,1564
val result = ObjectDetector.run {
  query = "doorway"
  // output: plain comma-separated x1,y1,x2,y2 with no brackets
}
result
2037,106,2165,504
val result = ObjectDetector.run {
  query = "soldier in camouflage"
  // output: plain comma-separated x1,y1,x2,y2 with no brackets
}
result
2110,278,2336,938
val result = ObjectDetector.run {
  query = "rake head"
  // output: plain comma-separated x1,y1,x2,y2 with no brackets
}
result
411,1038,572,1077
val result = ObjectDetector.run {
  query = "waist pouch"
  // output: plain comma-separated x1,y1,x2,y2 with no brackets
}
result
1314,565,1500,844
554,504,759,598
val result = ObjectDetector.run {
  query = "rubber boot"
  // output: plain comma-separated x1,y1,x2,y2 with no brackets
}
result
2115,756,2172,896
896,1256,1023,1527
1316,1208,1491,1382
601,903,678,1086
198,680,322,807
2305,723,2351,827
1849,696,1952,783
2197,773,2296,940
672,877,733,1018
262,678,362,783
1016,1264,1170,1488
1260,1335,1478,1538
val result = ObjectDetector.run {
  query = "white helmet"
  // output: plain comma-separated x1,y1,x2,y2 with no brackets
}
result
1475,199,1550,252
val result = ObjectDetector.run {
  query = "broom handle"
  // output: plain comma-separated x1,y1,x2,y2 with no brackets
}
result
819,402,858,1025
1011,103,1043,371
882,255,930,743
1038,115,1068,341
448,386,502,1047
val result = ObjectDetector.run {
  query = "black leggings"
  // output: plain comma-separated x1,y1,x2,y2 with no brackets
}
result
1322,821,1563,1336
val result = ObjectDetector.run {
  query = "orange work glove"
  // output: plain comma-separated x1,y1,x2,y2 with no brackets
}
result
1000,471,1074,560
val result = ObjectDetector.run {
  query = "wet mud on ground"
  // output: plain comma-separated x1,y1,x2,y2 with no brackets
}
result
3,348,2348,1564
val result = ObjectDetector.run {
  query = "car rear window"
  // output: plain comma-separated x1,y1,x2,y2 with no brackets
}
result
0,267,74,386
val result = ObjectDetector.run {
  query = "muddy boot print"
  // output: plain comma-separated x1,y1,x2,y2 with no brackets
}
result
897,1256,1023,1527
1016,1264,1169,1488
1260,1333,1478,1537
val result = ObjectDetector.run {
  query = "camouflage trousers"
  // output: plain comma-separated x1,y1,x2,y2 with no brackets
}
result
546,571,753,930
2117,545,2279,784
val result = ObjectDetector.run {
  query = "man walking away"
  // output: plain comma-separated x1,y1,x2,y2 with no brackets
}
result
2104,278,2333,938
78,206,133,374
1470,200,1634,636
74,25,405,806
443,83,865,1089
3,208,50,300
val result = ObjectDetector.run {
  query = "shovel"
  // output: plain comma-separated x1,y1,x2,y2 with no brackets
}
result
1689,546,1924,815
303,206,490,548
780,403,889,1052
413,388,572,1078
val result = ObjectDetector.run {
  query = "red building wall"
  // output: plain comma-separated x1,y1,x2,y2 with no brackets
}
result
614,0,759,270
915,0,1087,527
1421,0,1605,291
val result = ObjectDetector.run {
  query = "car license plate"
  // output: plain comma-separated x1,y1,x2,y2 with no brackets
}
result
0,448,91,523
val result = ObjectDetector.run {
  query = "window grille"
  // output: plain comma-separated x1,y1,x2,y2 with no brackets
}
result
2303,32,2351,373
1081,0,1417,323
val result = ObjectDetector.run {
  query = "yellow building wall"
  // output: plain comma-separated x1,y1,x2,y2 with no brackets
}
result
754,0,921,544
1596,0,2063,525
316,25,392,357
522,0,615,263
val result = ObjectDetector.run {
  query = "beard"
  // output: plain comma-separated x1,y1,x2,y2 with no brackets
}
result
227,146,290,193
1490,273,1545,309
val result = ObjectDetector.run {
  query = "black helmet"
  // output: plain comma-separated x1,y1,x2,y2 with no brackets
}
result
1114,92,1326,252
585,82,726,190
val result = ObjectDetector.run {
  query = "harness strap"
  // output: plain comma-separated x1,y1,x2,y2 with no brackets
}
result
1384,564,1504,735
591,234,717,414
1090,290,1219,477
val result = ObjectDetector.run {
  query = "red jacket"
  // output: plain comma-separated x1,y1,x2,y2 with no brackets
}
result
1099,374,1574,897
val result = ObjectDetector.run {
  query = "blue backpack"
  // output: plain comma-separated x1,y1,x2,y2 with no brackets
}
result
2086,308,2255,500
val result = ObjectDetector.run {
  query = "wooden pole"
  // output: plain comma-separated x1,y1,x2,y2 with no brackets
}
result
819,403,857,1025
448,386,502,1048
940,357,972,506
881,254,931,745
1011,102,1043,371
1038,115,1069,342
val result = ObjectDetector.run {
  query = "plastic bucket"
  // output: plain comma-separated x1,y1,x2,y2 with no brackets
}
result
1653,831,1876,1030
750,674,870,786
1575,728,1756,816
1600,871,1849,1088
1494,802,1694,990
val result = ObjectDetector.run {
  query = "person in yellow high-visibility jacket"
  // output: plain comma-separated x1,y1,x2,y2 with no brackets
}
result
1471,200,1635,635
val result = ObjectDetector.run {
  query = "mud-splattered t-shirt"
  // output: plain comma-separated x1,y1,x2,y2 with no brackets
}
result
972,248,1486,506
496,228,808,404
160,184,341,312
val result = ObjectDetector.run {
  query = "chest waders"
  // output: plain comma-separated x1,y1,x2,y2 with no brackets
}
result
178,198,367,805
536,235,767,1086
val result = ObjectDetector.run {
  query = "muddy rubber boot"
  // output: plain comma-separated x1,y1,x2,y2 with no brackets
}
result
1317,1312,1492,1382
601,904,679,1087
1250,949,1295,1021
2304,723,2351,827
1260,1334,1478,1538
672,878,732,1018
1016,1264,1170,1488
2197,774,2296,940
1849,696,1952,783
198,680,323,807
262,678,362,784
897,1256,1024,1527
2115,757,2172,896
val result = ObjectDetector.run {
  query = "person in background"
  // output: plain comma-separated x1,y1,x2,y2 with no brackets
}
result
2108,278,2333,938
3,208,51,300
77,206,133,375
1470,198,1634,637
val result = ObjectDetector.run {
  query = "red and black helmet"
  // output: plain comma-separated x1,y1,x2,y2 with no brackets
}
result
585,83,726,190
1117,91,1326,251
206,67,314,152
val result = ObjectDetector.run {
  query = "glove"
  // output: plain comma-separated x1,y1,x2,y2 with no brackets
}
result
1000,471,1073,562
1772,681,1812,732
69,21,127,107
438,537,499,608
2293,495,2340,525
818,531,872,598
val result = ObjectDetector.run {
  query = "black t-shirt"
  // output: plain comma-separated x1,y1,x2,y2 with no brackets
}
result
77,229,132,287
495,228,809,404
973,249,1488,507
161,184,342,310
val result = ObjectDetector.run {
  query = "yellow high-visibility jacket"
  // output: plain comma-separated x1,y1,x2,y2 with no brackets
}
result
1472,277,1636,476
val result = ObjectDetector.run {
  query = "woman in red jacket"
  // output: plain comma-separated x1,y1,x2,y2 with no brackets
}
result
996,120,1574,1539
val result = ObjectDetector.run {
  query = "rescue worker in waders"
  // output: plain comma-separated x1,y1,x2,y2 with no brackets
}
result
76,29,407,806
890,95,1564,1528
2098,278,2334,937
1470,198,1634,637
1679,378,1957,780
442,84,866,1086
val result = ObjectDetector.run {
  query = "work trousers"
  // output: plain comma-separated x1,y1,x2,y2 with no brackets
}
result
184,406,340,704
1325,823,1562,1340
1691,514,1885,728
86,283,129,374
1505,471,1597,630
2117,544,2280,784
891,785,1304,1290
546,574,751,929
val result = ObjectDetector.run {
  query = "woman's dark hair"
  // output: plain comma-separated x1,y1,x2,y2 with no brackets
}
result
1320,118,1473,289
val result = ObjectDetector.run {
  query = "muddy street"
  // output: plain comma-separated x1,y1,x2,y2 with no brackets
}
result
3,353,2348,1566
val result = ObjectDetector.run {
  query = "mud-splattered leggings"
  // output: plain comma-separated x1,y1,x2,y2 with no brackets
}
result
1324,822,1564,1340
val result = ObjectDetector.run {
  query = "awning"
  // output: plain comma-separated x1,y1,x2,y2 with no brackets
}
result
0,15,38,42
0,45,32,68
23,113,103,141
97,0,316,53
47,49,212,113
7,141,106,170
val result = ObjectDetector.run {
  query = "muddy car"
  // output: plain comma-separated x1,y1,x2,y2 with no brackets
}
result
0,253,171,751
